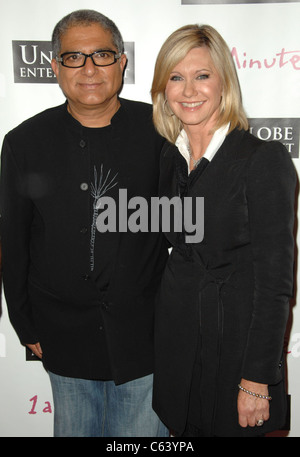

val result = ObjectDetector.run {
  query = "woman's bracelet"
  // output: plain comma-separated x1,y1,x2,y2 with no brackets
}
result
238,384,272,401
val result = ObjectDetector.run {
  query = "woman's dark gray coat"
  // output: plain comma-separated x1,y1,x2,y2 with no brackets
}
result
153,128,296,437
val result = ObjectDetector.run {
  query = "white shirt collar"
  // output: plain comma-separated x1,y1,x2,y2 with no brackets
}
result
175,123,230,173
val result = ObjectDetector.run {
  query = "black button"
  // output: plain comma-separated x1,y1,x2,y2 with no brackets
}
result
80,227,88,234
79,140,86,148
102,302,109,310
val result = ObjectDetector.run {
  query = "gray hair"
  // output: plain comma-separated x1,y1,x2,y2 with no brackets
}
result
52,9,124,56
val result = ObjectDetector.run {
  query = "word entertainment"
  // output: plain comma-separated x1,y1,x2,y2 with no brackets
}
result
96,189,204,243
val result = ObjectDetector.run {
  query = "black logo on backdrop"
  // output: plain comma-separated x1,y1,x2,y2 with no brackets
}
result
249,118,299,158
12,41,135,84
13,41,56,83
124,42,135,84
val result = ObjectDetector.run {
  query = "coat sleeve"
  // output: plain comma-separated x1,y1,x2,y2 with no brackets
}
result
241,140,297,385
0,136,38,345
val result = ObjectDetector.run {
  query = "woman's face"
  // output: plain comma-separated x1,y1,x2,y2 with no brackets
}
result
165,46,223,132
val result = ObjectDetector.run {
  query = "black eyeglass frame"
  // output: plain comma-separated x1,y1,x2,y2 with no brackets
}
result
56,50,122,68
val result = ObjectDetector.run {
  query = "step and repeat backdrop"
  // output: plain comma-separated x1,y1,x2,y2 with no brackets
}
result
0,0,299,437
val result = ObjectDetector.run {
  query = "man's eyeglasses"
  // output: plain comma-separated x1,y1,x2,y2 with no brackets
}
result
56,50,122,68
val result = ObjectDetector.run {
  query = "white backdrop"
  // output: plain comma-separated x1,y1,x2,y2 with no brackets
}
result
0,0,299,437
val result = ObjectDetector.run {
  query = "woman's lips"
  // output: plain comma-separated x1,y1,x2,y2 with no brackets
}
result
180,101,204,108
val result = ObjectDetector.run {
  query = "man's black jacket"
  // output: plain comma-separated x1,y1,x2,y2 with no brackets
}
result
0,99,168,383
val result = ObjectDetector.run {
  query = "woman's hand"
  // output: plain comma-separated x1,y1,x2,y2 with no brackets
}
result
237,378,270,428
26,342,43,359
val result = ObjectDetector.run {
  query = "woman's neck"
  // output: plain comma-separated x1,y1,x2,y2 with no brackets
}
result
184,124,214,160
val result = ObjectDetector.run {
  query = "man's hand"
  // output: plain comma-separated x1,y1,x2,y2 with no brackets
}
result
238,378,270,427
27,342,43,359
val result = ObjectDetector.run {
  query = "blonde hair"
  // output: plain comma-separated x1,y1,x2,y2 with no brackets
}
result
151,24,248,144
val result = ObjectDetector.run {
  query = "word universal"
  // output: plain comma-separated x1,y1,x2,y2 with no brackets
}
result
96,189,204,243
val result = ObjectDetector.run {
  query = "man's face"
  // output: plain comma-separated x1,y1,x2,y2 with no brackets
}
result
51,23,126,113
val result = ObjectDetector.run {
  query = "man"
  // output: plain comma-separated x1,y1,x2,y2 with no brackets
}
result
0,10,168,437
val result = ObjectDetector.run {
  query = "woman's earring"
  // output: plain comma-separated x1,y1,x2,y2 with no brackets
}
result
163,99,174,117
220,94,225,112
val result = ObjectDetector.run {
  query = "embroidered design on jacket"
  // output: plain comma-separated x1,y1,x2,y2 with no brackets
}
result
90,164,118,271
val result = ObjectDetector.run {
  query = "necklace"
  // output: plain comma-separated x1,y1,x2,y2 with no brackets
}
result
187,145,202,169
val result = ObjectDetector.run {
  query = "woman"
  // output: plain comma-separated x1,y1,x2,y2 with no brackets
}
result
151,25,296,437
